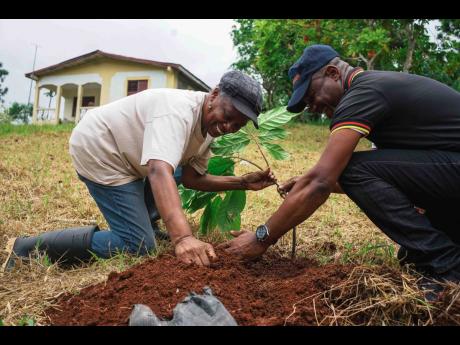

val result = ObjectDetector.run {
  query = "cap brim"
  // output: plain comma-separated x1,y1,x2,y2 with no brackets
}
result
287,77,310,113
230,97,259,129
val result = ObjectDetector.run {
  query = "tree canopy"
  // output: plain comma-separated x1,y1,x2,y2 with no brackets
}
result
7,102,32,124
231,19,460,109
0,62,8,105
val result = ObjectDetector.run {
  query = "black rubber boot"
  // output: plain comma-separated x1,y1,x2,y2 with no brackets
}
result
2,225,99,271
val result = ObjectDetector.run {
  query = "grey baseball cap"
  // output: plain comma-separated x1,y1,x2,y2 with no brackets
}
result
219,70,263,129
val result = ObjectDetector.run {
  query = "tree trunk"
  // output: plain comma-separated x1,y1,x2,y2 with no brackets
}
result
315,19,322,41
358,52,380,71
262,79,275,109
47,96,53,119
403,21,416,73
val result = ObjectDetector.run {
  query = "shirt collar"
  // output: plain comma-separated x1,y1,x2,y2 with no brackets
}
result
343,67,364,92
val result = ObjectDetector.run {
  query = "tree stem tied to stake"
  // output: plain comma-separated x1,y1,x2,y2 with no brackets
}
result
248,132,297,259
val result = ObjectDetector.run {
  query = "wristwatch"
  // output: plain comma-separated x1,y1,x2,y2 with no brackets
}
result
255,224,270,243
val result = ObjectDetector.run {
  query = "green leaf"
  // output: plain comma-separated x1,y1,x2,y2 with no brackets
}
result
207,156,235,176
188,191,217,213
260,142,289,160
178,185,196,209
216,190,246,231
210,130,250,156
199,201,212,235
258,128,287,142
199,196,222,235
258,106,300,131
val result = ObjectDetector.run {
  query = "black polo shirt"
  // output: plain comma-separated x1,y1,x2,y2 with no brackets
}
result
330,69,460,152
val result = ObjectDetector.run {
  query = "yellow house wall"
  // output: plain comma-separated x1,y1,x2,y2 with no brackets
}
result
41,58,177,105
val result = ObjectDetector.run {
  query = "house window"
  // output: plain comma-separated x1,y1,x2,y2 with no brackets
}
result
127,80,148,96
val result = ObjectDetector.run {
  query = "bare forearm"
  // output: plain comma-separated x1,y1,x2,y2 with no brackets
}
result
265,179,331,244
149,173,193,244
185,173,247,192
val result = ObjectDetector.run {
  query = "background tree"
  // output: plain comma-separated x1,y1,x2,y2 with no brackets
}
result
231,19,458,111
7,102,32,124
40,90,56,120
0,62,8,105
434,19,460,91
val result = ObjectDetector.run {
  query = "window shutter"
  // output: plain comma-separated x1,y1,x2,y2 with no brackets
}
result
127,80,148,96
138,80,148,92
127,80,138,96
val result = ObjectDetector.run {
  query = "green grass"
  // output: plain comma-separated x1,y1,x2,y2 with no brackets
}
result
16,316,36,326
0,123,75,137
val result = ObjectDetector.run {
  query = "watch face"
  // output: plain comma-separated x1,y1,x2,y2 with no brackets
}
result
256,225,268,241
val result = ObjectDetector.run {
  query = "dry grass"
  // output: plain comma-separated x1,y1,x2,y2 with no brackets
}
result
318,265,436,325
1,122,458,326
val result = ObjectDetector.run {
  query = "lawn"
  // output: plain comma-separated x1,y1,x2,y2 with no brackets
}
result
0,122,456,325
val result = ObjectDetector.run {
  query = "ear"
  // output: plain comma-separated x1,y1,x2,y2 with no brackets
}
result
210,86,220,102
325,65,341,81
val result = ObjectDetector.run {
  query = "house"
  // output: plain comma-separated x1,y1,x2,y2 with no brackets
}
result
25,50,211,124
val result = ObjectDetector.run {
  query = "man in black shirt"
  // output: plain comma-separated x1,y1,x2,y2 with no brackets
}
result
220,44,460,297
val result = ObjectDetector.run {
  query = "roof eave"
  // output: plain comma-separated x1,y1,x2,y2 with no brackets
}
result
23,50,212,91
177,66,211,91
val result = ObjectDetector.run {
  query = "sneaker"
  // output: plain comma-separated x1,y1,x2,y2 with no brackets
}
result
417,270,460,302
397,246,409,265
417,275,445,302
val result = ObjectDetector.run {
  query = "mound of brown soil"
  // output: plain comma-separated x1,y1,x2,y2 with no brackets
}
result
45,250,353,326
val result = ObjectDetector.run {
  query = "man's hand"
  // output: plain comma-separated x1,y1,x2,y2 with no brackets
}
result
242,169,277,191
174,235,217,267
217,230,269,260
279,175,300,194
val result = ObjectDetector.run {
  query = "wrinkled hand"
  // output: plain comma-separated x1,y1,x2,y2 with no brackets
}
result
174,235,217,267
279,175,300,194
217,230,269,260
242,168,277,191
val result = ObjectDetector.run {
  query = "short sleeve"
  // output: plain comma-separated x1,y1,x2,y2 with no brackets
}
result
140,114,191,170
330,87,389,137
188,145,212,175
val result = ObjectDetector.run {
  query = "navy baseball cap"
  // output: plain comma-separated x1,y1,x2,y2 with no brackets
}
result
287,45,339,113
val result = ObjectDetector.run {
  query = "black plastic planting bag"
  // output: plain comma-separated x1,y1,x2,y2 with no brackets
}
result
128,286,237,326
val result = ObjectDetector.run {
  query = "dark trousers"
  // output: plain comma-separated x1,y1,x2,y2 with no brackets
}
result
339,149,460,277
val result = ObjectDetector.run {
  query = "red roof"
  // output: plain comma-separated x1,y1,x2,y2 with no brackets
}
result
25,50,210,91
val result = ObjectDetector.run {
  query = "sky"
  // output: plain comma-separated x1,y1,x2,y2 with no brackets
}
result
0,19,442,108
0,19,238,107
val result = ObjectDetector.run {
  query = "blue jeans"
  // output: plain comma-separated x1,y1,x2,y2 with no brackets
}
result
339,149,460,278
78,167,183,258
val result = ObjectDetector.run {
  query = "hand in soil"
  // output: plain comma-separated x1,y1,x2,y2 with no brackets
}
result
279,175,300,194
174,236,217,267
242,168,277,191
218,230,269,260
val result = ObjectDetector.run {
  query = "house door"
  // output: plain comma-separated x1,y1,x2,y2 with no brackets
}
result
72,96,95,117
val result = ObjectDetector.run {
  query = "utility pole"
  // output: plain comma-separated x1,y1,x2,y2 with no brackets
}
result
27,43,40,105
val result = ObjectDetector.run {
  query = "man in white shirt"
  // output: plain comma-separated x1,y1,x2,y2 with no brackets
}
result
4,70,275,269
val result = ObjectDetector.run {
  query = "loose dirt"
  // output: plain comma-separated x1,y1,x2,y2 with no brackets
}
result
44,249,460,326
45,250,353,326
